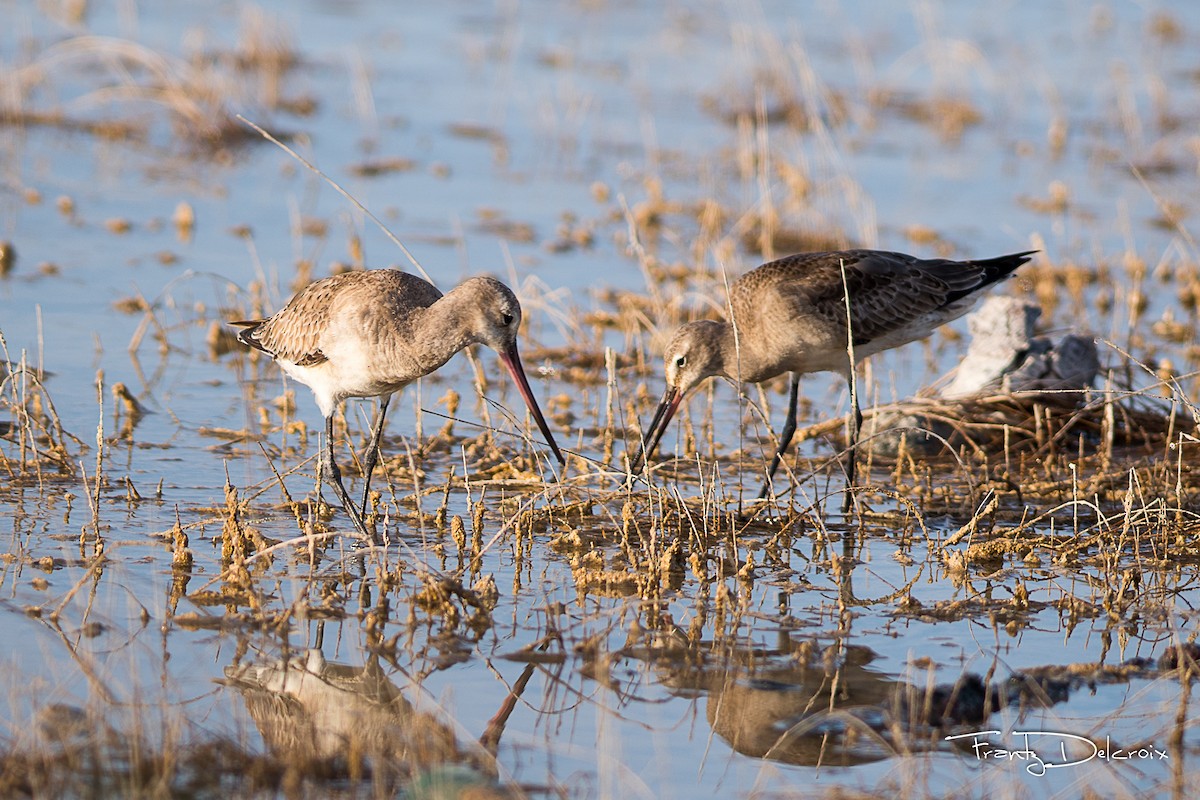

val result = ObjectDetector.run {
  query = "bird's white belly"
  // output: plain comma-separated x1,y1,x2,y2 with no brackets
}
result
277,358,407,418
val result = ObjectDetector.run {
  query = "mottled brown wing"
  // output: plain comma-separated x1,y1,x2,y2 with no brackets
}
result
235,276,340,366
738,250,989,345
233,270,445,367
232,272,367,366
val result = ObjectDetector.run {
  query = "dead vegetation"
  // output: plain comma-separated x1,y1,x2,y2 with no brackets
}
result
4,2,1200,798
0,336,80,484
0,8,306,152
7,167,1200,800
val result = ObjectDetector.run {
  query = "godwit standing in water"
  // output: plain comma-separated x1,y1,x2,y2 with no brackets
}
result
233,270,565,536
632,249,1034,509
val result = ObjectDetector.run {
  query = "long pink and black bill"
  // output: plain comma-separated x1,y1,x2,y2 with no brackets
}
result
499,344,566,466
629,385,682,474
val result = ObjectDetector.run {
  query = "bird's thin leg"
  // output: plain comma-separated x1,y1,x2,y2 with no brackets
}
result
322,414,371,538
841,377,863,513
757,373,801,500
359,394,391,518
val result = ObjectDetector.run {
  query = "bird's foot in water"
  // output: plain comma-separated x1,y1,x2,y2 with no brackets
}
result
317,453,379,543
738,490,783,523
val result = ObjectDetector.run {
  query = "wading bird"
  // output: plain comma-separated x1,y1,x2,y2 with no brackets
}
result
632,249,1033,509
233,270,565,536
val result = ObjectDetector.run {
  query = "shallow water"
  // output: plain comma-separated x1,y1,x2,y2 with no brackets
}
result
2,1,1200,798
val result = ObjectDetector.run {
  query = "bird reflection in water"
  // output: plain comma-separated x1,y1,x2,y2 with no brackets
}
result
222,632,524,797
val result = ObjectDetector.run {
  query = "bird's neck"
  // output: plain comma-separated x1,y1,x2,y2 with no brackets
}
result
411,292,479,373
716,322,770,383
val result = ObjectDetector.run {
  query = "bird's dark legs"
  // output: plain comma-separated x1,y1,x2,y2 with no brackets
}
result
359,394,391,518
757,373,801,500
752,372,863,511
321,414,371,538
841,377,863,513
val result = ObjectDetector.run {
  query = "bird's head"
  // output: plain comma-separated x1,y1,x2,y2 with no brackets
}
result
661,319,728,397
456,276,523,353
455,276,564,466
630,319,728,472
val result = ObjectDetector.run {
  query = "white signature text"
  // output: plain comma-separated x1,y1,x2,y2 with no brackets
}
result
945,730,1169,776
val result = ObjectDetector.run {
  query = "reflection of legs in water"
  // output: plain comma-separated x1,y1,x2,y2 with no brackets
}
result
479,661,536,756
480,640,550,756
836,534,856,613
829,535,856,712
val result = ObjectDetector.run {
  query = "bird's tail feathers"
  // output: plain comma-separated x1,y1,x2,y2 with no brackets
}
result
970,250,1037,287
228,319,268,352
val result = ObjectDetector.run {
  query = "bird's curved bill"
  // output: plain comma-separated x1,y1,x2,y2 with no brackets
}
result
629,386,682,474
500,344,566,466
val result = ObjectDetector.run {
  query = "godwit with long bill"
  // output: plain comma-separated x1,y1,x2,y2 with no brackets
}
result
632,248,1034,509
233,269,565,537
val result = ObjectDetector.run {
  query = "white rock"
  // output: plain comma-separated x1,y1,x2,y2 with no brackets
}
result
942,296,1097,399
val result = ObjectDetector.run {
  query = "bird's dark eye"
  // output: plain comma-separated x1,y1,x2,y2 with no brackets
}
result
675,355,687,368
502,313,514,326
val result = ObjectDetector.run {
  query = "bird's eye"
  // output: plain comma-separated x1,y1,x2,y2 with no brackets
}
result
502,313,514,326
674,355,687,368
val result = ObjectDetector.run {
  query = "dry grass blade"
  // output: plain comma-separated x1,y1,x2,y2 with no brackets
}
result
236,115,435,286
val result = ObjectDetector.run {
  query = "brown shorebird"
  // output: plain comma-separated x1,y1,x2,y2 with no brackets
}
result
632,249,1034,508
233,270,565,536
